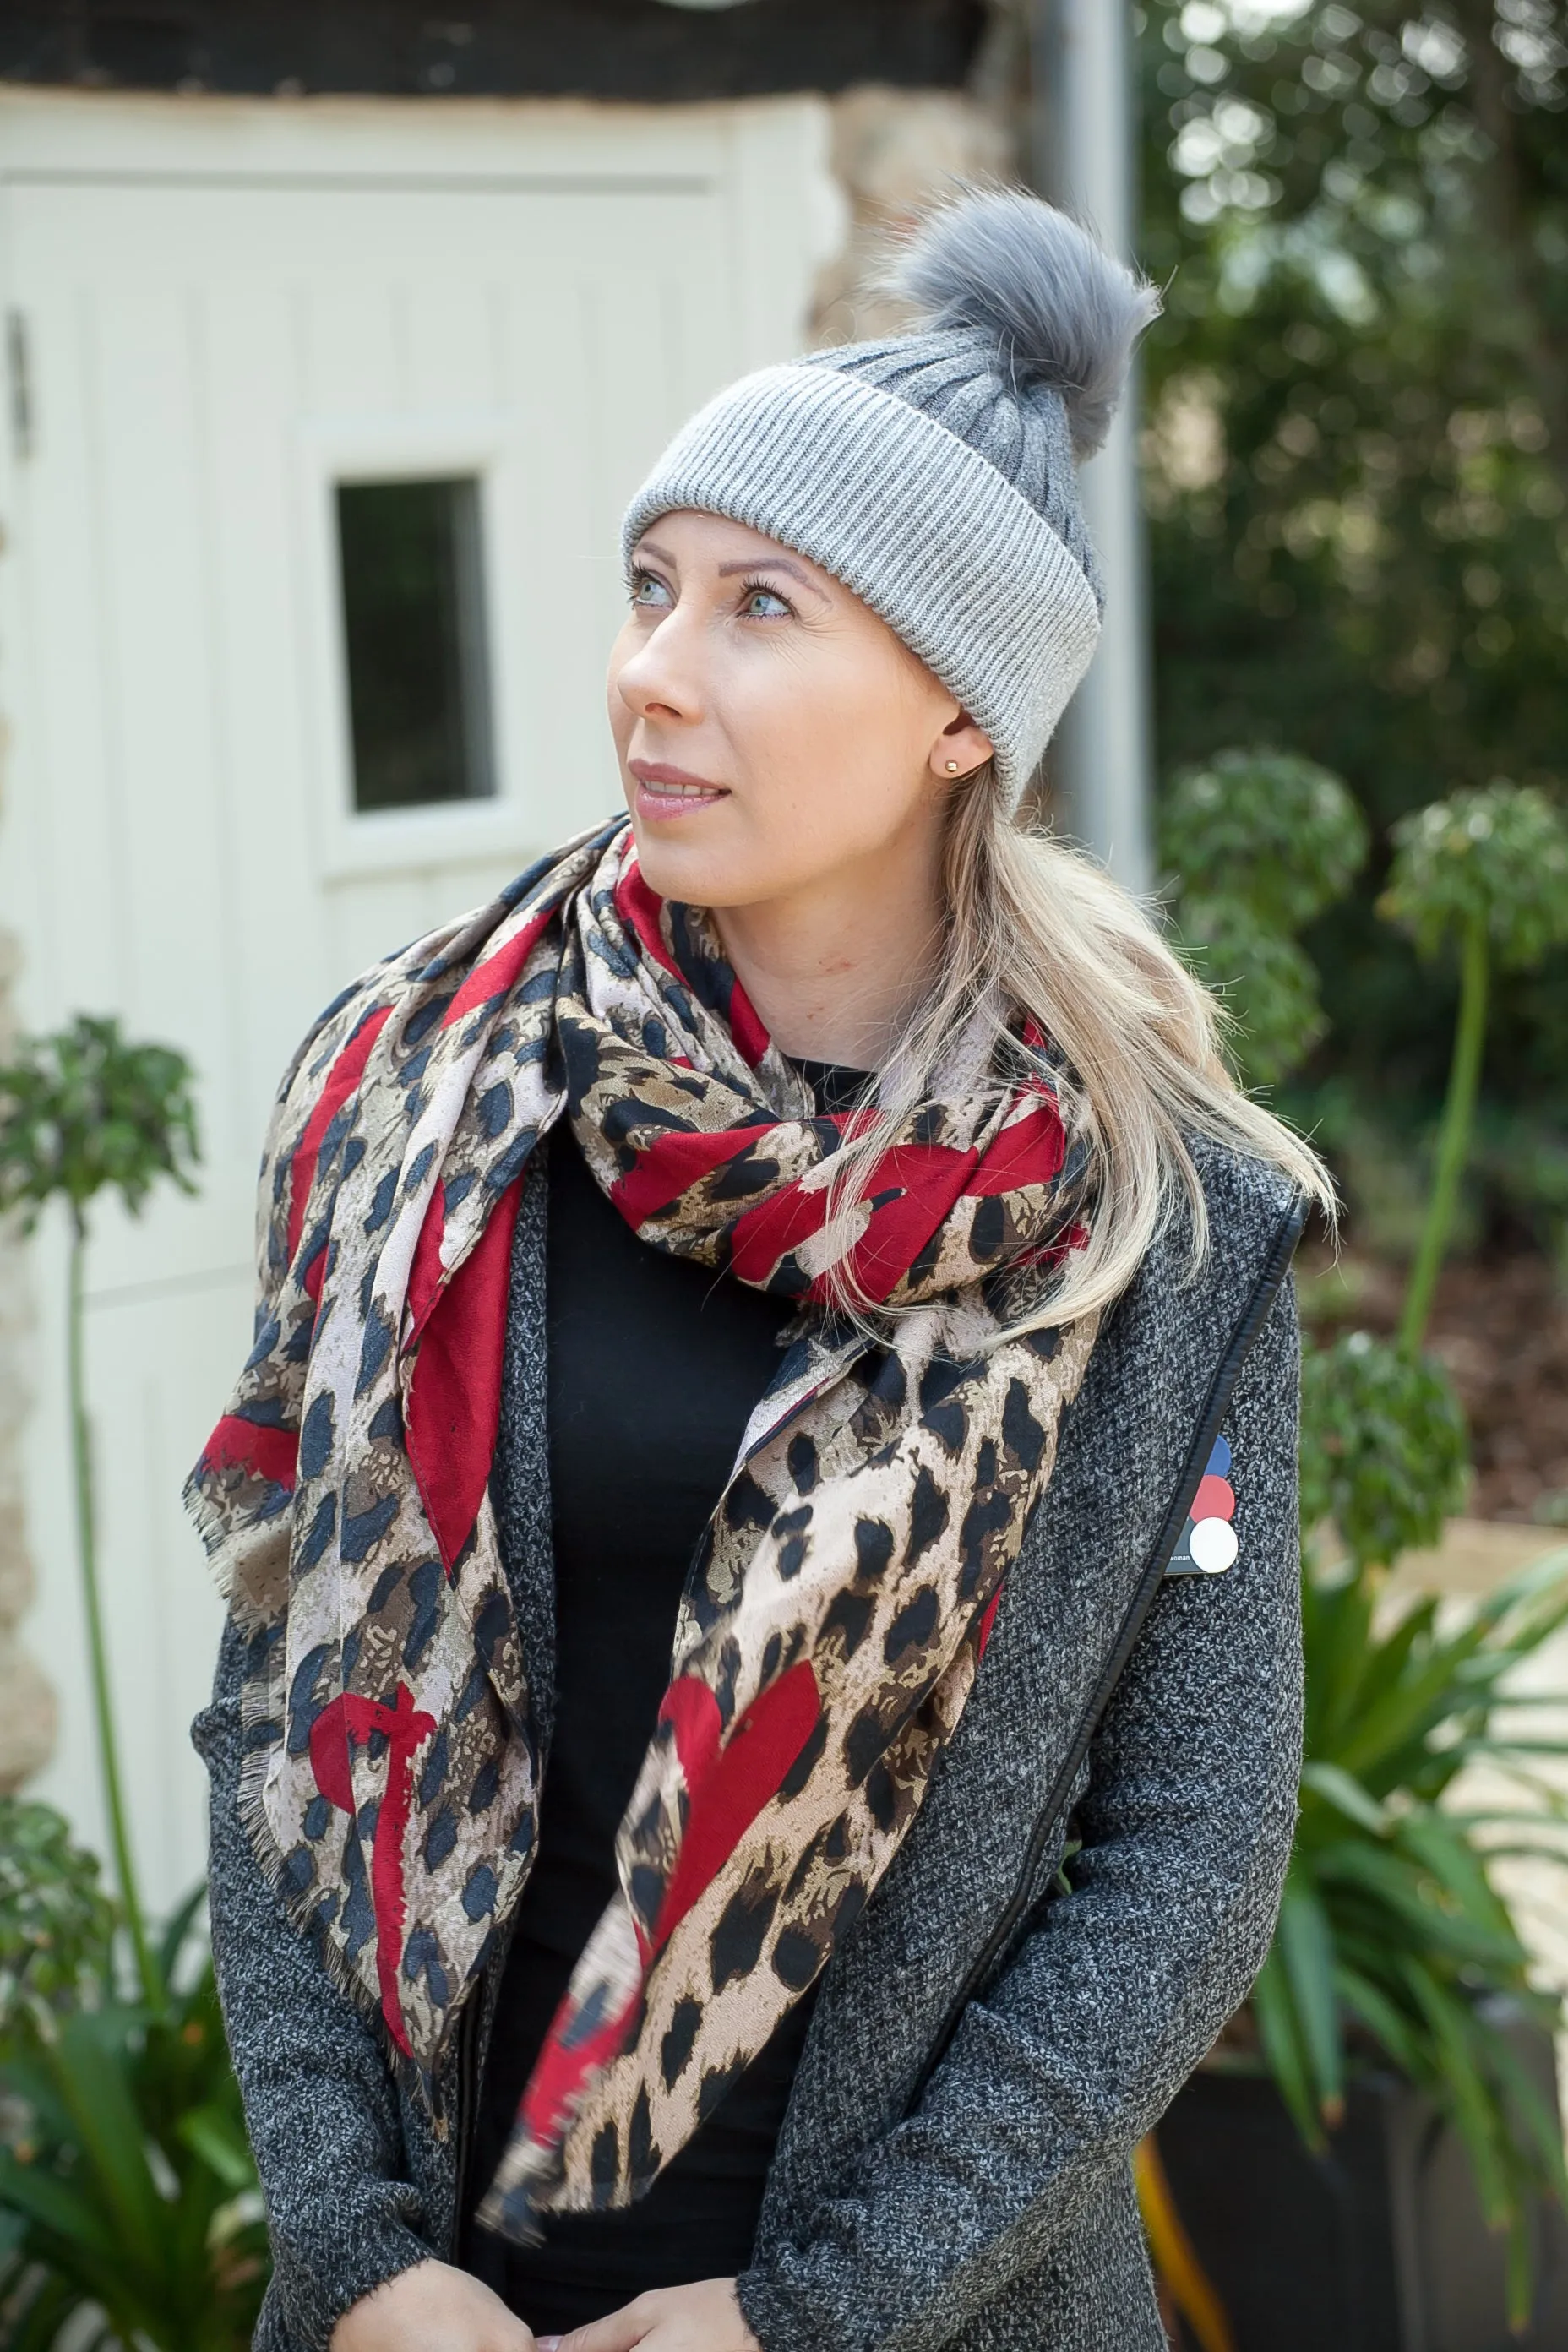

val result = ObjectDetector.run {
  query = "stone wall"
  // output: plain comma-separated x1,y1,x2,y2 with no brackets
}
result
0,788,55,1790
811,84,1016,347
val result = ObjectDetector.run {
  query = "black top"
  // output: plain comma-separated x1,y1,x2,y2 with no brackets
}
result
466,1064,862,2335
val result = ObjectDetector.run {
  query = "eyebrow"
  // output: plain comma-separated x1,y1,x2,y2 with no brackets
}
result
716,554,830,603
632,537,830,606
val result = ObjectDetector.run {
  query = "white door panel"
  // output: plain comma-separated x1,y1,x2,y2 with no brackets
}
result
0,88,833,1904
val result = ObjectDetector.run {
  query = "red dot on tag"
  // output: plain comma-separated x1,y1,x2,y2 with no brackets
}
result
1193,1474,1234,1522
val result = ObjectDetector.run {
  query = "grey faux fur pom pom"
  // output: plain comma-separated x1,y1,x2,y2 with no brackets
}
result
891,185,1162,456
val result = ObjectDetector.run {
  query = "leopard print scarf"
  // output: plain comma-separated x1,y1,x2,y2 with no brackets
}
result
186,818,1099,2236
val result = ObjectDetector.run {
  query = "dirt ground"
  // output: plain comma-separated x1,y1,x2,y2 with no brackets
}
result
1298,1247,1568,1524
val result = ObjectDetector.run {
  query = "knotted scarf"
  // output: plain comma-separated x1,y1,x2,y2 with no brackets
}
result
186,818,1100,2234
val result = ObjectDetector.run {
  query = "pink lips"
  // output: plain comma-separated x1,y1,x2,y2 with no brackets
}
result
629,758,730,820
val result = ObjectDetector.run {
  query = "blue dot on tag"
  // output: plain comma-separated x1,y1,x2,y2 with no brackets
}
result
1206,1435,1231,1477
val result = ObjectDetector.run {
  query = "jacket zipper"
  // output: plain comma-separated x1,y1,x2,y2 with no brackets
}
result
905,1191,1307,2110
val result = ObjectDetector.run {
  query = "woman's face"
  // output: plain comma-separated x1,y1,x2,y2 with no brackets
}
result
607,510,993,912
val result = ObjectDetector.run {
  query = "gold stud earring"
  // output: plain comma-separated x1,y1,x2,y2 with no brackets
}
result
945,760,961,773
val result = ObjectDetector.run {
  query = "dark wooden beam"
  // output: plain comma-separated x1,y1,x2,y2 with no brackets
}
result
0,1,988,101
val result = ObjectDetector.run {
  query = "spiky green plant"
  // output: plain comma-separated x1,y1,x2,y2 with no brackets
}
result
1253,1541,1568,2328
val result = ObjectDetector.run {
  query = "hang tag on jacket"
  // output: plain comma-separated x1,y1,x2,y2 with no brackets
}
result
1164,1435,1239,1576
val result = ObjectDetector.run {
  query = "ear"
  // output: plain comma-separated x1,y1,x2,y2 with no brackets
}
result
928,708,995,783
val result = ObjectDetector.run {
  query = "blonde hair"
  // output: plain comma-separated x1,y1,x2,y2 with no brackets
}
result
830,762,1336,1333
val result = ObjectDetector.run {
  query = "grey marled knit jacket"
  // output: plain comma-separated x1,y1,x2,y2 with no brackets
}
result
195,1134,1304,2352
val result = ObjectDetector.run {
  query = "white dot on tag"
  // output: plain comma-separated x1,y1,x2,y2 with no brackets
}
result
1189,1517,1238,1574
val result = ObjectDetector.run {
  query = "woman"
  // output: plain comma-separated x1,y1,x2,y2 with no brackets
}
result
190,188,1326,2352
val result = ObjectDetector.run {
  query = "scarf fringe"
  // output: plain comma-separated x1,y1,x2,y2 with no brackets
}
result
182,1462,240,1588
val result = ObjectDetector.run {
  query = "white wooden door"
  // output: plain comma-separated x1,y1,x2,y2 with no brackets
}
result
0,87,836,1909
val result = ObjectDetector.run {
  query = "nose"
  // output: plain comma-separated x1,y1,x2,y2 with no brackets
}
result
614,602,704,729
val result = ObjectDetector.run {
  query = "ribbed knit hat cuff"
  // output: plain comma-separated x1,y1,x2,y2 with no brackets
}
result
621,365,1102,809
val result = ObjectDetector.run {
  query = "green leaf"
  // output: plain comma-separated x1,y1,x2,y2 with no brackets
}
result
0,2151,122,2267
1301,1564,1376,1757
1484,2025,1568,2208
1300,1760,1387,1834
1336,1625,1501,1789
1318,1838,1522,1969
155,1885,210,1997
176,2104,257,2196
41,2012,168,2257
1251,1946,1326,2152
1396,1811,1522,1950
1276,1877,1345,2120
1333,1961,1424,2082
1399,1963,1511,2228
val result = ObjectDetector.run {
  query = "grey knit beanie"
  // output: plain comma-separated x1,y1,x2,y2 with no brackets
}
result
621,187,1161,810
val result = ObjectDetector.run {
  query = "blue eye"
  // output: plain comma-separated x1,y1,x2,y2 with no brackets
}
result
741,580,792,618
630,569,672,609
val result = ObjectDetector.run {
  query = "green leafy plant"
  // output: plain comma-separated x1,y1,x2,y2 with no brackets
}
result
1378,782,1568,1349
0,1826,267,2352
0,1025,263,2347
1138,0,1568,1164
0,1015,199,2006
1162,747,1372,938
1249,1277,1568,2328
0,1801,116,2040
1161,750,1568,2326
1161,748,1369,1087
1252,1542,1568,2326
1178,896,1331,1094
1298,1330,1469,1570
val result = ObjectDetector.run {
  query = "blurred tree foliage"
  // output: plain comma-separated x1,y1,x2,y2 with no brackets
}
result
1136,0,1568,1195
1160,745,1369,1083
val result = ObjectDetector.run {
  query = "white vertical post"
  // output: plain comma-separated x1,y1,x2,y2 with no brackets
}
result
1031,0,1154,896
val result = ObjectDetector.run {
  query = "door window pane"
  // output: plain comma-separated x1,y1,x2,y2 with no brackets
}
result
335,476,495,811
